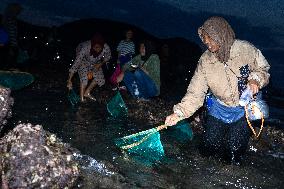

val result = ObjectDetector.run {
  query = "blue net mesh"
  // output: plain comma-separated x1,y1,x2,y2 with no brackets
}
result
67,89,80,106
0,71,34,90
167,120,193,143
115,128,164,164
107,92,128,118
115,120,193,165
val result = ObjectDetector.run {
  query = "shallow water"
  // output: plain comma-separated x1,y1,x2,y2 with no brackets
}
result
6,66,284,189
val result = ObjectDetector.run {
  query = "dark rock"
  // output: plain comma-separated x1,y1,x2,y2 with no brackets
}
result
1,17,283,189
0,123,79,189
0,87,13,134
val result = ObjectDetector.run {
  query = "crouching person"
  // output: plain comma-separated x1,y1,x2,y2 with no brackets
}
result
67,33,111,102
121,40,160,100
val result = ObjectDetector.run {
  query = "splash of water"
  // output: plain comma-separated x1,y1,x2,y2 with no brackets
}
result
73,153,115,176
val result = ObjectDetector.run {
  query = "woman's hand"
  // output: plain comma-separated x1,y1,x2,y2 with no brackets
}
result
67,79,72,89
165,113,182,126
248,79,259,95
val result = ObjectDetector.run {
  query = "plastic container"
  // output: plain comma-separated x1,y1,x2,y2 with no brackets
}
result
239,87,253,106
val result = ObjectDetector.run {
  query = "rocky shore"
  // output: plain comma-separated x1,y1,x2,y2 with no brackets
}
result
0,19,283,188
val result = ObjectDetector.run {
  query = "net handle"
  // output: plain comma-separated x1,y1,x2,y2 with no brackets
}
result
156,124,168,131
120,124,168,150
245,104,264,139
121,132,154,150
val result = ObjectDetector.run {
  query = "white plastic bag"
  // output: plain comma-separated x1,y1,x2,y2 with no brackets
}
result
239,88,269,121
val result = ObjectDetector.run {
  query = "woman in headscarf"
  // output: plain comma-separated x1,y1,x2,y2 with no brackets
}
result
67,33,111,102
121,40,160,99
165,16,270,164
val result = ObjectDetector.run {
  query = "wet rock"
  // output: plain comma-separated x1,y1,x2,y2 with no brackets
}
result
0,87,13,134
4,19,284,188
266,126,284,145
0,123,79,189
77,170,133,189
117,92,204,134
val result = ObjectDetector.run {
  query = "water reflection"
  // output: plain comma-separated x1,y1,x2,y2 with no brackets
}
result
9,87,284,188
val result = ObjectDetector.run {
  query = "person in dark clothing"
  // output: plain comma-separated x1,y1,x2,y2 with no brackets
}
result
2,3,22,68
0,20,9,68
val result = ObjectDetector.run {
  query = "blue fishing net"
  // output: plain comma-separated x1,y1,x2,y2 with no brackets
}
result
107,92,127,118
166,120,193,143
0,71,34,90
67,89,80,106
115,120,193,165
115,127,164,164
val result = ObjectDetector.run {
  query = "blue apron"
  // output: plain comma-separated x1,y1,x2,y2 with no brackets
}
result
206,94,245,124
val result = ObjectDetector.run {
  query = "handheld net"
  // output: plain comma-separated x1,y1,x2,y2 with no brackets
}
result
67,89,80,106
115,120,194,164
115,125,167,163
166,120,193,142
107,91,128,118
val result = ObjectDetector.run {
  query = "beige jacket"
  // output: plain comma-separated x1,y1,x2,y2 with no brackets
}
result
173,39,270,118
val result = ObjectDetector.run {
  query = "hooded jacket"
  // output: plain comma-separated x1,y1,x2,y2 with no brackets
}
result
173,39,270,118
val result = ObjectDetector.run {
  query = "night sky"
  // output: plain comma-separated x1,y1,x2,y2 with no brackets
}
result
1,0,284,87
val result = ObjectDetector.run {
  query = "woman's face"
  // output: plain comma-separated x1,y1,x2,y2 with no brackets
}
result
139,43,146,56
202,33,220,53
93,44,103,54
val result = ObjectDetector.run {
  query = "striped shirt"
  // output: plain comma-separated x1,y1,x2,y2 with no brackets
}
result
116,40,135,56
